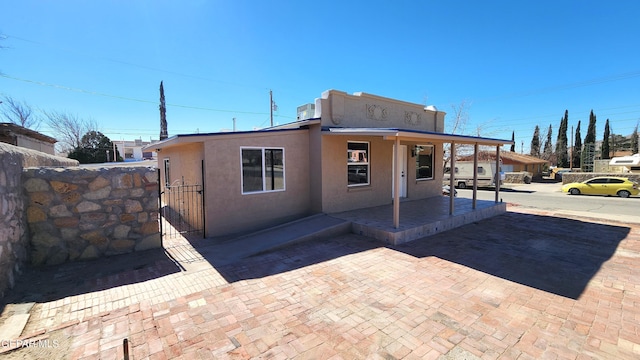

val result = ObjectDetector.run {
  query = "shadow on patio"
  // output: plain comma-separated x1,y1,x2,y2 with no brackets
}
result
208,211,629,300
0,247,181,311
391,211,629,299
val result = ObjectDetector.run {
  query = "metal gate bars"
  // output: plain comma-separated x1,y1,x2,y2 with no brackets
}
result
158,170,205,241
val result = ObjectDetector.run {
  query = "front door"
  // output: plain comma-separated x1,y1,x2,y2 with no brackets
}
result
392,145,408,198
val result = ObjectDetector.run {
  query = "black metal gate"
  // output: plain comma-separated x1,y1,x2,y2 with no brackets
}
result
158,170,205,241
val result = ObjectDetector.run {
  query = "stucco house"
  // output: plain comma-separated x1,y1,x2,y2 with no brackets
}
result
0,122,57,155
458,151,550,179
146,90,512,238
115,138,158,161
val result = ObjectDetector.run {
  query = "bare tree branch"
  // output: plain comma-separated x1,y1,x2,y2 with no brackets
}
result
0,95,40,129
42,110,98,154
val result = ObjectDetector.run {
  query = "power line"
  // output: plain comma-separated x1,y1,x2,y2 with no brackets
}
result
6,33,313,106
1,73,295,119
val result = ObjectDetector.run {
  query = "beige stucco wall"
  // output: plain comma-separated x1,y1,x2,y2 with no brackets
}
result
309,124,324,213
159,142,204,187
203,130,311,236
319,136,444,213
315,90,445,132
16,135,56,155
405,141,444,199
316,90,446,213
320,135,392,213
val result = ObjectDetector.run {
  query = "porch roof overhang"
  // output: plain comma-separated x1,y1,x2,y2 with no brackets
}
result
321,127,514,146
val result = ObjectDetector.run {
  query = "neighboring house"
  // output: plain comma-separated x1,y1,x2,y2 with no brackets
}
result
0,122,57,155
145,90,512,237
458,151,549,179
115,138,158,161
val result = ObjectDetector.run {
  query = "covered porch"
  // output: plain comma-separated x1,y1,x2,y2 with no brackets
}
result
332,196,506,245
325,127,513,237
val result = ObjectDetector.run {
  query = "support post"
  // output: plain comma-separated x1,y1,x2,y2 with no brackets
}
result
449,142,456,215
473,143,478,209
495,146,501,203
393,136,401,229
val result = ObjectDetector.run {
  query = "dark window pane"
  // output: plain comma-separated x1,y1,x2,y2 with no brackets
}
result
265,149,284,190
242,149,263,192
348,165,369,185
415,146,434,180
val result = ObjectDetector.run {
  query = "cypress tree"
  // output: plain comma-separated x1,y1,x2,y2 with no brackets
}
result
530,125,541,157
510,131,515,152
584,110,597,145
555,110,569,167
572,120,582,169
632,124,639,154
581,110,597,171
602,119,611,159
159,81,168,140
543,124,553,161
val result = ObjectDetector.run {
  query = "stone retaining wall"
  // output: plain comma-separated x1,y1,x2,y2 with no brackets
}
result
561,172,640,184
23,167,160,266
0,142,78,298
504,172,533,184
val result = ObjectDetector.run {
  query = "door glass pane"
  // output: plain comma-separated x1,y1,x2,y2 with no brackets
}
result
242,149,263,192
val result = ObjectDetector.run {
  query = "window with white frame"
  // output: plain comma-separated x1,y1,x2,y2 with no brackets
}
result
347,141,369,186
241,147,285,194
415,145,434,180
163,158,171,186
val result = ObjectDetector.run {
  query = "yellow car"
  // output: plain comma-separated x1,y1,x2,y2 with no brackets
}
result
562,177,639,198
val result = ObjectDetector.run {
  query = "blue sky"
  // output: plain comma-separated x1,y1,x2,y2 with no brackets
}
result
2,1,640,153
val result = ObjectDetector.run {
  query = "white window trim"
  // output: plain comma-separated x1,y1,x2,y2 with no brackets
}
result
163,158,171,186
347,141,370,187
240,147,286,195
415,144,435,181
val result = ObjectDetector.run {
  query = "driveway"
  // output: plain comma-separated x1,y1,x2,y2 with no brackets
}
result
2,208,640,359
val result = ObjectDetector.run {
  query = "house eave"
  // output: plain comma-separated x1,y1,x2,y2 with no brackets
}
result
322,127,513,146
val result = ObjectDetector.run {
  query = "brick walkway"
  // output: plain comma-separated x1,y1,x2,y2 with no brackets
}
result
2,208,640,359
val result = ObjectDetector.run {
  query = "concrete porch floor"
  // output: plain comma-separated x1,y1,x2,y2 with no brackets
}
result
332,196,507,245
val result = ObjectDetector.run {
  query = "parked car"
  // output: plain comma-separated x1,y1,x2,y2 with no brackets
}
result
562,177,639,198
442,185,457,197
553,168,572,180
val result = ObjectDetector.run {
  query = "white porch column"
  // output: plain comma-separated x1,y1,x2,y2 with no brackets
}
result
393,136,401,228
473,143,478,209
449,141,456,215
495,145,501,203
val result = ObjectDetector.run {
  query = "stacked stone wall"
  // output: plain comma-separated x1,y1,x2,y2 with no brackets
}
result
0,142,78,298
561,172,640,184
504,172,533,184
23,167,160,266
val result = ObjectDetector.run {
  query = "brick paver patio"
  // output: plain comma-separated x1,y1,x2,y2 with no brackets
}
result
2,208,640,359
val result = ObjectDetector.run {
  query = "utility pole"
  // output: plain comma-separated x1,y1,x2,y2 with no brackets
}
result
233,117,236,132
270,89,278,127
270,90,273,127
